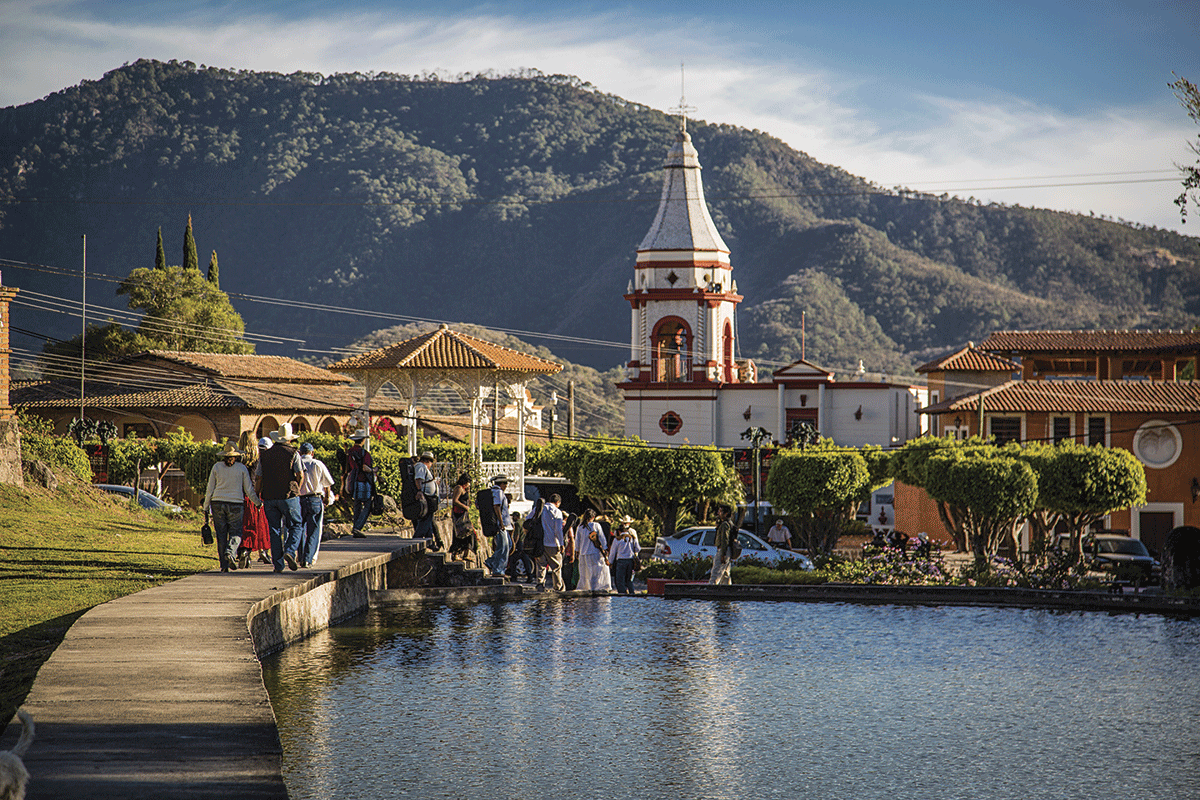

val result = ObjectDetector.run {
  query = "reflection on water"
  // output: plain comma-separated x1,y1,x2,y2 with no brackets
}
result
263,599,1200,800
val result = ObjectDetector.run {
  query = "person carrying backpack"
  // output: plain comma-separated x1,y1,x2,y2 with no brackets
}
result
482,474,512,578
345,429,374,538
708,504,736,585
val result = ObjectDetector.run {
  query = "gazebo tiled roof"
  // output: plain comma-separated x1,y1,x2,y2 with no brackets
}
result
917,345,1020,374
923,379,1200,415
327,325,561,375
980,330,1200,355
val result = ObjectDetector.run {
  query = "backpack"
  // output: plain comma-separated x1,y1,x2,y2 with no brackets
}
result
726,526,743,560
400,460,425,522
477,488,499,535
524,498,546,558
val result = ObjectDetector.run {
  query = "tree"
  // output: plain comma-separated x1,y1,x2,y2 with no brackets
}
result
118,266,253,353
183,213,198,271
1018,441,1147,562
1170,73,1200,223
155,227,166,270
924,448,1037,561
578,444,733,537
207,249,219,286
766,445,878,556
40,320,146,373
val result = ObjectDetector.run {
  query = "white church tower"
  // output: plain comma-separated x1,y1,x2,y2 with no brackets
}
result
624,126,744,388
622,113,751,442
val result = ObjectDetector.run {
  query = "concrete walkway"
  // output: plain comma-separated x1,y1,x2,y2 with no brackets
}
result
2,533,424,800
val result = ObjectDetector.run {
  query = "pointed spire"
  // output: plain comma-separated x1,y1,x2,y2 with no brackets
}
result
637,129,728,254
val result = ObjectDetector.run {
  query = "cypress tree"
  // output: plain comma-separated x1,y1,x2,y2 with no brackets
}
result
183,213,198,271
155,227,166,270
207,250,219,286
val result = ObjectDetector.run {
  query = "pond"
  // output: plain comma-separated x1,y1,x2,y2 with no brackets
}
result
263,598,1200,800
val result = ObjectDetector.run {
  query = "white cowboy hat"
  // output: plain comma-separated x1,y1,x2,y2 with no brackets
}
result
269,422,299,442
218,442,243,458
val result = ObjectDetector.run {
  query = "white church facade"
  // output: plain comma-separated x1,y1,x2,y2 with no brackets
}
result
620,126,928,449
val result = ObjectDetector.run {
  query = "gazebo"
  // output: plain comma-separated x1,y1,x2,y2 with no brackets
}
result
326,324,562,499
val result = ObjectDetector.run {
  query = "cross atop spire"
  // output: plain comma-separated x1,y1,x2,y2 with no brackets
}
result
668,62,696,132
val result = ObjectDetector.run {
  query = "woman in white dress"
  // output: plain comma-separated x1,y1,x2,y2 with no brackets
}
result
574,509,613,592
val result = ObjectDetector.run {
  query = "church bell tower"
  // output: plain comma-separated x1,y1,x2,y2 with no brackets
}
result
624,119,742,386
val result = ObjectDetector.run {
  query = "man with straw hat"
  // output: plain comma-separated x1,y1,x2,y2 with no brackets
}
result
203,441,261,572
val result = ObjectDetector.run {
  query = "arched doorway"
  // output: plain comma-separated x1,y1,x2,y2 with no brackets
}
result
652,318,693,383
256,416,280,439
290,416,311,434
171,413,218,442
317,416,342,435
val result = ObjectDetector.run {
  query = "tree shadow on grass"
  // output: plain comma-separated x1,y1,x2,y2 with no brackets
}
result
0,610,87,728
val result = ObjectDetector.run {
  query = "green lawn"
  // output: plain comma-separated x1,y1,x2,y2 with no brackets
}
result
0,480,216,725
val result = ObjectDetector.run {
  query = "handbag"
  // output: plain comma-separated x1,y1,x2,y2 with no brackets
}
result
371,492,387,516
200,523,213,545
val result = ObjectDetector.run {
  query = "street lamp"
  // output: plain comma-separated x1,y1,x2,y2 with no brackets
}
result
741,425,772,538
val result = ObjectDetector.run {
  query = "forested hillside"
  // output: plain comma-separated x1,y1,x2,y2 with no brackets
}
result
2,59,1197,376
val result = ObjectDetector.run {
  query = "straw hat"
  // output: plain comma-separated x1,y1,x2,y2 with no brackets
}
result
492,474,510,485
348,429,369,441
269,423,299,442
218,442,243,458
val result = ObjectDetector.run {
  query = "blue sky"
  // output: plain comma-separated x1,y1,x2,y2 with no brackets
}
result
3,0,1198,233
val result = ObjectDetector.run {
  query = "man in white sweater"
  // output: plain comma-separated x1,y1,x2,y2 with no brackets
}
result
204,442,261,572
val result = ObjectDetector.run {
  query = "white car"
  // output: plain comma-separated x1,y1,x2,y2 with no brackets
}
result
653,526,814,569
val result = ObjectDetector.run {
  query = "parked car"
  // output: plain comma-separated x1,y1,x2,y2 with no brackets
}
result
1089,534,1160,583
95,484,184,515
1057,533,1160,583
653,526,814,569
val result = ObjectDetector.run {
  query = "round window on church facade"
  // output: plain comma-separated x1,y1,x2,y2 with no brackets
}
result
659,411,683,436
1132,420,1182,468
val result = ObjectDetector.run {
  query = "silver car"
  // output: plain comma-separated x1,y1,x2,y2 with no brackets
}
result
95,484,184,515
653,526,814,568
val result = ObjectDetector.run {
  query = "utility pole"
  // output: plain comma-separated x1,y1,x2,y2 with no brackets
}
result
491,380,499,444
567,380,575,438
80,234,86,429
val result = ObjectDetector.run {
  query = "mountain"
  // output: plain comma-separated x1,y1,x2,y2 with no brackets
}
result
2,59,1198,378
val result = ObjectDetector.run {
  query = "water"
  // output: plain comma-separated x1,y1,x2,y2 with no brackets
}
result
263,598,1200,800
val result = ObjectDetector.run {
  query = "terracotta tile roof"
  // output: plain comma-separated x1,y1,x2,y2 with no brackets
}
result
930,380,1200,415
124,351,350,383
13,378,408,414
917,345,1020,374
980,330,1200,355
327,325,561,375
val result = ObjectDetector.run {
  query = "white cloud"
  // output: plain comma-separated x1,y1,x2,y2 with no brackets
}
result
1,0,1194,233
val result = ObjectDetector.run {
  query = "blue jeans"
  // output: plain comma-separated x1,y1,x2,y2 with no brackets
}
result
351,481,372,533
613,557,636,594
299,495,324,567
485,529,511,575
415,495,437,542
209,501,244,570
263,497,303,572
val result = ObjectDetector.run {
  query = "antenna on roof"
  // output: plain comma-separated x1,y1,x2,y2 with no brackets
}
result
669,62,696,133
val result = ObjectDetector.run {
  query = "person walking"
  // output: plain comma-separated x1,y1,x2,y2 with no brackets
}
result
537,494,567,591
297,442,336,568
767,518,792,550
234,432,270,569
574,509,612,592
203,442,261,572
449,473,474,561
708,504,736,586
608,516,642,595
483,474,512,578
413,451,440,548
255,423,304,572
345,429,374,538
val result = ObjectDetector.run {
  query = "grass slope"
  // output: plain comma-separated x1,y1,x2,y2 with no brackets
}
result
0,479,215,726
